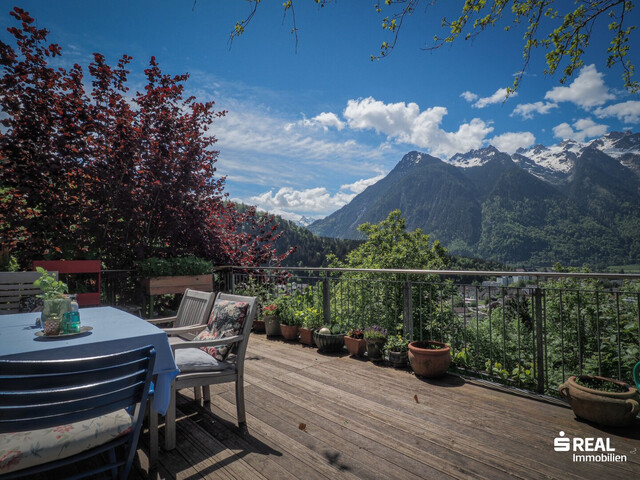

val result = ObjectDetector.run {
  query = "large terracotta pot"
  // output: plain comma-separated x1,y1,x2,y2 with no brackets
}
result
408,341,451,378
313,331,344,353
280,324,300,341
366,338,386,362
264,315,281,337
299,327,315,346
559,375,640,427
344,336,366,357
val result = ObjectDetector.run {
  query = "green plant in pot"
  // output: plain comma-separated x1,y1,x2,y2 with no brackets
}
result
364,326,387,362
280,306,303,341
299,306,322,346
34,267,70,335
385,333,409,368
313,324,345,353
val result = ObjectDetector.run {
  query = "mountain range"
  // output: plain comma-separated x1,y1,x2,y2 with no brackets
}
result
308,131,640,267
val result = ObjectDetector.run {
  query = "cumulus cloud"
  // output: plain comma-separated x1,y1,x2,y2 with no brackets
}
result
343,96,493,158
545,65,615,109
249,173,385,215
460,91,478,102
489,131,536,154
594,100,640,124
511,101,558,120
552,117,608,142
291,111,346,131
472,88,514,108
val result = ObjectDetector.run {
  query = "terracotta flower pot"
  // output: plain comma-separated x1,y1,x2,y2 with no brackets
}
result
344,336,366,357
313,331,344,353
559,375,640,427
366,338,386,362
299,327,315,346
252,319,266,333
264,315,281,337
280,324,300,341
408,341,451,378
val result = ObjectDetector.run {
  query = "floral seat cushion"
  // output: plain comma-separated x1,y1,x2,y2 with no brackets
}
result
192,300,249,361
0,409,133,475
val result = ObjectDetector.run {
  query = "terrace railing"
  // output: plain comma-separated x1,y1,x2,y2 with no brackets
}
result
218,266,640,396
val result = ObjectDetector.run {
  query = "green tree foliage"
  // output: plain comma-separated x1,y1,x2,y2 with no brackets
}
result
331,209,449,271
227,0,637,92
328,210,450,334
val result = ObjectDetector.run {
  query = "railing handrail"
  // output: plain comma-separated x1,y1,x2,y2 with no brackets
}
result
214,265,640,281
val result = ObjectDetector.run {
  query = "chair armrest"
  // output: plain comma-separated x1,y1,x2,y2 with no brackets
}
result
147,316,178,326
171,335,244,352
162,324,205,336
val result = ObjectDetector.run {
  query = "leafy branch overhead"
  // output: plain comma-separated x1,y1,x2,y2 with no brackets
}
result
227,0,638,93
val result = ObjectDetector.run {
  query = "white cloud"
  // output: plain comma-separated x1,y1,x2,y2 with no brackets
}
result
343,96,493,158
460,91,478,102
290,111,346,131
552,117,608,142
340,173,385,194
545,65,615,109
311,112,345,131
249,173,385,215
214,103,387,164
472,88,515,108
594,100,640,124
489,131,536,154
511,101,558,120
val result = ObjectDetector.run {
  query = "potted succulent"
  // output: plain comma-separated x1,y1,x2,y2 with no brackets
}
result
364,326,387,362
313,324,345,353
559,375,640,427
34,267,70,335
408,340,451,378
385,333,409,368
344,328,366,357
299,306,322,346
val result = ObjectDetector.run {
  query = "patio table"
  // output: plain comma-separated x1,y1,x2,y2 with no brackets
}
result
0,306,179,415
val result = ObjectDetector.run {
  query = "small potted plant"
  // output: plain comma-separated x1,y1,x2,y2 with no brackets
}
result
344,328,366,357
264,298,283,337
385,333,409,368
255,303,277,334
313,324,345,353
408,340,451,378
33,267,70,336
364,326,387,362
280,306,303,341
559,375,640,427
299,306,322,346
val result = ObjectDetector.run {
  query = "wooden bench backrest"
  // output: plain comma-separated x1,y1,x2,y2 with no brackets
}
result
0,271,57,315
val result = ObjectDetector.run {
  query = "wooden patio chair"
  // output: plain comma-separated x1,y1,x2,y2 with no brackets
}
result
158,293,257,451
0,345,156,479
146,288,217,337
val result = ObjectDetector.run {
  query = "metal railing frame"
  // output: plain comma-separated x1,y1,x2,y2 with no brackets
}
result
218,265,640,395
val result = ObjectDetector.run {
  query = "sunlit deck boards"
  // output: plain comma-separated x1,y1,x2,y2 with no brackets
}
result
131,333,640,479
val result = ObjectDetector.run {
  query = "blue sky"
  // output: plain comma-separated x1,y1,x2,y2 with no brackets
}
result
3,1,640,222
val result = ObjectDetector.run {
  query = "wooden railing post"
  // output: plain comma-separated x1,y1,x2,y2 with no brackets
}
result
403,280,413,340
534,287,545,394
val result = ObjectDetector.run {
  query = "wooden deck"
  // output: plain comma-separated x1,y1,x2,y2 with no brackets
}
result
40,332,640,479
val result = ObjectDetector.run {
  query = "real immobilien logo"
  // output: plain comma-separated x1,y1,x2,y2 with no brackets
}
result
554,431,628,463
